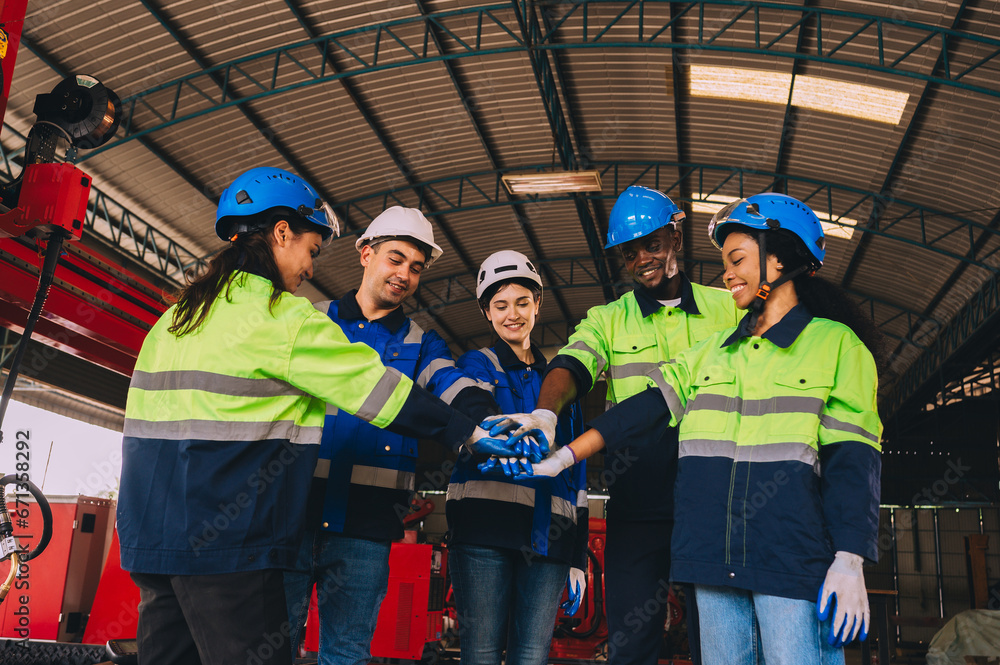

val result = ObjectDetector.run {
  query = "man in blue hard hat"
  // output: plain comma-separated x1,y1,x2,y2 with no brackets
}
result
491,186,740,665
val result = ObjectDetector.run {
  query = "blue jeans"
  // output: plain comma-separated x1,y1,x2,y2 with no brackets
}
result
695,585,845,665
284,530,392,665
449,543,569,665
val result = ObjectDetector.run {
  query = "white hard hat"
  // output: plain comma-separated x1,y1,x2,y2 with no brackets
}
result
476,250,543,299
355,206,444,268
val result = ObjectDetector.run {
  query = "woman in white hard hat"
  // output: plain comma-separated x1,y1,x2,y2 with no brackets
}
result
445,250,589,665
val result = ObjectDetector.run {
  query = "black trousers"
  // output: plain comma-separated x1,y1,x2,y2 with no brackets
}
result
130,569,292,665
603,518,673,665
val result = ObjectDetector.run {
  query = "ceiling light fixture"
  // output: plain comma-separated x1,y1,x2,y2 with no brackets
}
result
688,65,909,124
501,171,603,194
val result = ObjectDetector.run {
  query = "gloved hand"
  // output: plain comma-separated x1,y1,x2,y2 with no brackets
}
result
482,416,546,463
462,426,518,458
484,410,557,460
477,456,533,477
816,551,869,646
561,567,587,616
523,446,577,478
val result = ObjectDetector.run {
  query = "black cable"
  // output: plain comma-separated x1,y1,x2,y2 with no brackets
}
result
0,475,52,561
0,229,67,444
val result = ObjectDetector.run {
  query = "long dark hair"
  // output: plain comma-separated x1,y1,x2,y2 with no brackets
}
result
755,228,888,371
169,216,314,336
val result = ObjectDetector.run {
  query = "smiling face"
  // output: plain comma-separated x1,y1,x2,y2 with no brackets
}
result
721,231,784,310
619,225,683,298
484,281,540,349
270,221,322,294
359,238,427,310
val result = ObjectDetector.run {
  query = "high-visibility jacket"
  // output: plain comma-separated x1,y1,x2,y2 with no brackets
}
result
309,291,495,541
117,272,475,575
591,306,882,601
548,274,740,520
447,342,588,569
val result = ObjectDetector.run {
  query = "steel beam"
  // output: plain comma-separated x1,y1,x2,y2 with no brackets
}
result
331,162,1000,273
514,0,615,302
75,1,1000,161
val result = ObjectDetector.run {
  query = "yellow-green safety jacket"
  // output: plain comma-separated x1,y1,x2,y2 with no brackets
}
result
547,273,739,520
117,272,476,575
589,305,883,601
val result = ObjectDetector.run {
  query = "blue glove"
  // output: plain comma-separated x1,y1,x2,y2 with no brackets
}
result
560,567,586,616
477,456,533,477
817,551,869,646
464,426,518,458
508,430,549,463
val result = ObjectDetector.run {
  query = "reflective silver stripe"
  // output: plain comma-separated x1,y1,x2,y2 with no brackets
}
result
447,480,575,519
350,465,415,491
417,358,457,388
562,341,606,377
687,394,825,417
355,368,406,422
440,377,483,404
576,489,589,508
130,370,306,399
314,458,331,478
403,321,425,345
820,415,880,444
647,369,685,420
679,438,819,468
313,300,334,314
480,348,503,372
607,361,662,381
123,418,323,445
325,403,339,416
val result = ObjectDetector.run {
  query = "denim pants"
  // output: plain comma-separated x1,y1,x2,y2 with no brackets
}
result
695,585,846,665
448,542,569,665
284,529,392,665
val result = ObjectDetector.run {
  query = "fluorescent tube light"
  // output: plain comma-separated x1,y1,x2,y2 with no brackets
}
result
502,171,603,194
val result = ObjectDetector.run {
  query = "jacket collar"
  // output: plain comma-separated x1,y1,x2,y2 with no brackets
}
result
493,340,547,373
722,304,813,349
337,289,408,334
634,272,701,318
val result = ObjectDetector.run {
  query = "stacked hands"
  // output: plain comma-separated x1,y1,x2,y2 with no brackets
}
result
463,409,576,478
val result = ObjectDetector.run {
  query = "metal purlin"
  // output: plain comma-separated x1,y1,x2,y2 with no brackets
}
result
513,0,616,303
412,0,576,325
282,0,472,349
74,2,1000,162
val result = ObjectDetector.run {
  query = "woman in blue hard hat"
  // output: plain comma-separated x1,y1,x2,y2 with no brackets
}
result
116,167,513,665
445,250,589,665
525,193,884,665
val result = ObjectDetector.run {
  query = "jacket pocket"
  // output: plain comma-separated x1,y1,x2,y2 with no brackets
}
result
765,369,835,447
684,366,737,434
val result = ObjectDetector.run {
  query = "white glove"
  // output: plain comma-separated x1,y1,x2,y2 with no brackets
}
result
816,551,869,646
488,409,557,453
561,567,587,616
528,446,576,478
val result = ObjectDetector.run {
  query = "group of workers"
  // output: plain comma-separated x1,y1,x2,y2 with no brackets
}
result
115,165,883,665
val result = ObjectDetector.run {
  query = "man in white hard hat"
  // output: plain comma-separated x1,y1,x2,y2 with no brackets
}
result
283,207,499,663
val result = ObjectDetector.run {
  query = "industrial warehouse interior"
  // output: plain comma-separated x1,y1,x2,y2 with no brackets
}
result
0,0,999,664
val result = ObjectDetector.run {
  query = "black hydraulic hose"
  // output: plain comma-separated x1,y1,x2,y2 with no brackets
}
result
0,475,52,561
0,229,66,568
0,228,67,439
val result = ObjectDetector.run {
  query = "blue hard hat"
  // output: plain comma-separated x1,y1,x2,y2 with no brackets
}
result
708,193,826,267
215,167,340,244
605,186,686,249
